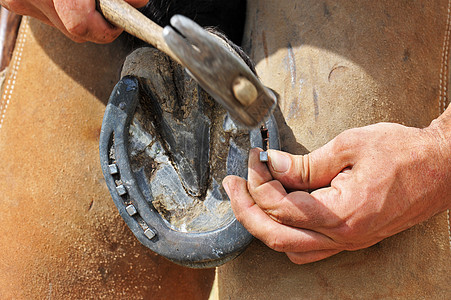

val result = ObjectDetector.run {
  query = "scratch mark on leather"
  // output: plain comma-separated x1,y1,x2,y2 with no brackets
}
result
287,97,300,120
323,3,331,18
298,78,305,102
262,31,269,64
287,42,296,88
0,17,29,130
328,65,348,82
313,88,319,120
88,199,94,211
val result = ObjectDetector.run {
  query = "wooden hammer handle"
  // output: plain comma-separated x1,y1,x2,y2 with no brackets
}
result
97,0,181,64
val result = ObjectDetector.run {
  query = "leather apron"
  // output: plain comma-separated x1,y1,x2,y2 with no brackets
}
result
0,18,214,299
218,1,451,299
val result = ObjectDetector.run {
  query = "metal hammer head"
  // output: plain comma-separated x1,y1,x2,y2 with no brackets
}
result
163,15,277,129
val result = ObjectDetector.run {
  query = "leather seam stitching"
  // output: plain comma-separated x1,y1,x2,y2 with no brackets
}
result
440,0,451,251
439,2,451,114
0,17,28,130
448,211,451,249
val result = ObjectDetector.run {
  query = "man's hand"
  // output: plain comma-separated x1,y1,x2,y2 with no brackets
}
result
1,0,148,43
223,121,451,264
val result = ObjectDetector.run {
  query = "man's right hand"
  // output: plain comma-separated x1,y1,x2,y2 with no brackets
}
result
1,0,148,43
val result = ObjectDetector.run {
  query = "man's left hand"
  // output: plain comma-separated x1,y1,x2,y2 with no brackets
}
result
223,122,451,264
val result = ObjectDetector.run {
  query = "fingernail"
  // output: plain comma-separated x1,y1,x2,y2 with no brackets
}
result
268,151,291,173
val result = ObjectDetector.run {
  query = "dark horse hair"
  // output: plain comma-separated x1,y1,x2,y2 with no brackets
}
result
137,0,255,73
141,0,247,45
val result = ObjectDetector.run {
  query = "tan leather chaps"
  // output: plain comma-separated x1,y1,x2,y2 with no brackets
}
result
0,18,214,299
218,1,450,299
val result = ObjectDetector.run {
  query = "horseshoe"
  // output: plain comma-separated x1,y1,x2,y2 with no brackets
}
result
99,48,279,268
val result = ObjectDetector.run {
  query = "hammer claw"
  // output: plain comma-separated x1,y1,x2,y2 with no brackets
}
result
162,26,204,63
169,15,212,49
163,15,277,128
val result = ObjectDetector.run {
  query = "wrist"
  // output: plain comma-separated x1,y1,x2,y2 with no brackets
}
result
424,112,451,210
426,111,451,154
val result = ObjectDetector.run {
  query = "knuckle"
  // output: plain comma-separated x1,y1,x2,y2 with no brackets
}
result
337,224,356,238
95,34,118,44
65,20,89,38
266,235,287,252
293,154,310,185
1,0,13,10
331,132,351,153
345,243,364,251
3,0,27,14
330,127,366,161
70,36,86,43
334,224,365,250
246,180,256,195
250,181,283,208
265,208,284,224
232,207,245,224
286,253,305,265
340,235,366,251
337,127,364,147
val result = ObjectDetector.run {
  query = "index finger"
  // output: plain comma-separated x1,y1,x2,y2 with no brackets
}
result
247,148,274,190
223,175,338,253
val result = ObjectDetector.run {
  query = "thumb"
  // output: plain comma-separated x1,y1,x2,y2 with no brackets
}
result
267,137,353,190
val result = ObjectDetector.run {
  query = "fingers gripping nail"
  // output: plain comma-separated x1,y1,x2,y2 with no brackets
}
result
248,148,274,190
267,140,353,191
223,176,337,253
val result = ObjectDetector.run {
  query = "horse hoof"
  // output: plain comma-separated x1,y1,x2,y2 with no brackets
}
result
99,47,279,268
